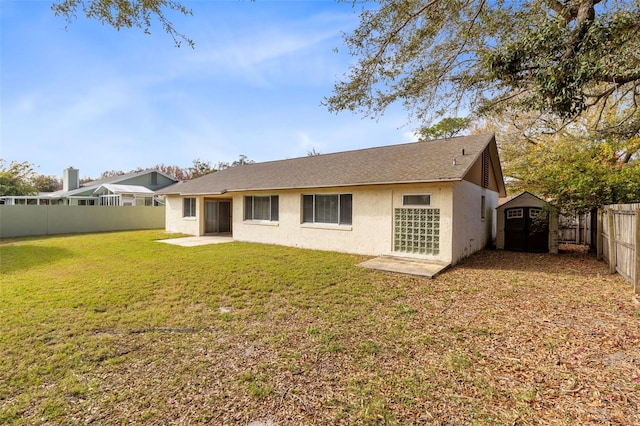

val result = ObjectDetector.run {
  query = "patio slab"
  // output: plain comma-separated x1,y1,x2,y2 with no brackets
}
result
358,256,450,278
157,236,234,247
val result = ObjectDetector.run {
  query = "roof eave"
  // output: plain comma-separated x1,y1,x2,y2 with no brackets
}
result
165,178,464,196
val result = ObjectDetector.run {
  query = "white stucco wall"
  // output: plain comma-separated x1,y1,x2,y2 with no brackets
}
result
390,183,454,264
165,183,456,263
165,195,201,235
451,181,499,264
233,186,392,256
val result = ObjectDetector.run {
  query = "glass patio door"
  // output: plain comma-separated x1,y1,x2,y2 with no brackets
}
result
205,200,231,234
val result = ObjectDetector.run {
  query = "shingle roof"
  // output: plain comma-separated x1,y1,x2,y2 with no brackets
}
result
59,169,177,197
82,169,175,188
160,134,501,195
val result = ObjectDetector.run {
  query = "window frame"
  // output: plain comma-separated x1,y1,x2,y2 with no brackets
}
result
302,193,352,225
402,194,431,207
183,197,197,218
244,195,279,222
529,208,543,218
506,208,523,219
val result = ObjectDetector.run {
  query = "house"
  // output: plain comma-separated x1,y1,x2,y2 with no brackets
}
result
1,168,178,206
496,191,559,253
160,134,506,265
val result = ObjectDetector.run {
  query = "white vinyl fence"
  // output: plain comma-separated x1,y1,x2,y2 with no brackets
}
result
0,205,165,238
598,204,640,294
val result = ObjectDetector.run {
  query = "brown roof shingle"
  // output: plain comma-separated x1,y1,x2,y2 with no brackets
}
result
160,134,499,195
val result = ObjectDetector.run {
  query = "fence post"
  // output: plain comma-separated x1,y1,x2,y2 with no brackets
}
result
597,208,603,260
607,209,616,274
635,211,639,294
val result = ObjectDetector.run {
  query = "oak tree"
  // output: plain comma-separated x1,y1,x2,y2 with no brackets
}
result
477,103,640,212
52,0,194,47
418,117,471,140
327,0,640,133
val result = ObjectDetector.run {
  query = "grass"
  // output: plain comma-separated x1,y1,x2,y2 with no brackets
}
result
1,230,639,425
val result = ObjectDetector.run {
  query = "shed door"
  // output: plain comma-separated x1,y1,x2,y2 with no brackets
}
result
505,207,549,252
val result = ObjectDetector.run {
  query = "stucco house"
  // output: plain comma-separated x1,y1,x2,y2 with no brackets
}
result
160,133,506,266
1,168,177,206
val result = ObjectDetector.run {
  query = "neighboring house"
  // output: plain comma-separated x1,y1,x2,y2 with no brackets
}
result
496,191,559,253
1,168,177,206
160,134,506,266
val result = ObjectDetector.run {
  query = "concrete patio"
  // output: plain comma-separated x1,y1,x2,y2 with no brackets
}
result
156,236,234,247
358,256,450,278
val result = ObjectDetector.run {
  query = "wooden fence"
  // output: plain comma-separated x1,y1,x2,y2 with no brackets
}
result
559,211,592,245
598,204,640,294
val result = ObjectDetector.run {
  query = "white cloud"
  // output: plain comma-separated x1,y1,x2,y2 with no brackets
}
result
186,10,354,86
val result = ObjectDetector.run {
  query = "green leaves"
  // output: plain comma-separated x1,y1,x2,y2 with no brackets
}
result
0,160,38,197
328,0,640,132
51,0,194,48
503,133,640,213
417,117,471,140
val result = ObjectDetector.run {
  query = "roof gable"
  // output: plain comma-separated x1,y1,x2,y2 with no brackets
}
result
161,134,504,195
84,169,177,187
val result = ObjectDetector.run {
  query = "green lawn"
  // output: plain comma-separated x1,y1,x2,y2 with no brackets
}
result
1,230,638,425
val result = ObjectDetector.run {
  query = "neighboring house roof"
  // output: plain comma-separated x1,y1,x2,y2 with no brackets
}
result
55,169,177,197
160,134,505,196
94,184,155,195
82,169,174,188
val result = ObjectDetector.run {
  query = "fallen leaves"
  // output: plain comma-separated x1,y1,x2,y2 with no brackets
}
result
2,235,639,425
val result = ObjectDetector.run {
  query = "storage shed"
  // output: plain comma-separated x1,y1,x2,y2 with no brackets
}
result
496,192,558,254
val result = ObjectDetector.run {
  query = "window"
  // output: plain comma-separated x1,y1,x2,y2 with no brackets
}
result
403,194,431,206
183,197,196,217
302,194,352,225
78,199,96,206
529,208,542,218
507,208,523,219
244,196,279,221
481,196,486,220
394,208,440,255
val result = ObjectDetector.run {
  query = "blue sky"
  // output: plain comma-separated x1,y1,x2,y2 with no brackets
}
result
1,0,416,179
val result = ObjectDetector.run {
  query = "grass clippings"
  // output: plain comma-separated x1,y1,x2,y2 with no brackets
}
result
1,231,638,425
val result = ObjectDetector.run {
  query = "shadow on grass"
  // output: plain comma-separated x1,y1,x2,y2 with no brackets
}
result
0,245,73,274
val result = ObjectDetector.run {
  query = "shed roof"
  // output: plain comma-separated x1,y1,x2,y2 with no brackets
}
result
160,134,504,195
497,191,547,209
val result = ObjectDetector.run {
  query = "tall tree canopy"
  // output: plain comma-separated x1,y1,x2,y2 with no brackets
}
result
0,160,38,197
327,0,640,133
477,101,640,212
52,0,194,47
418,117,471,140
